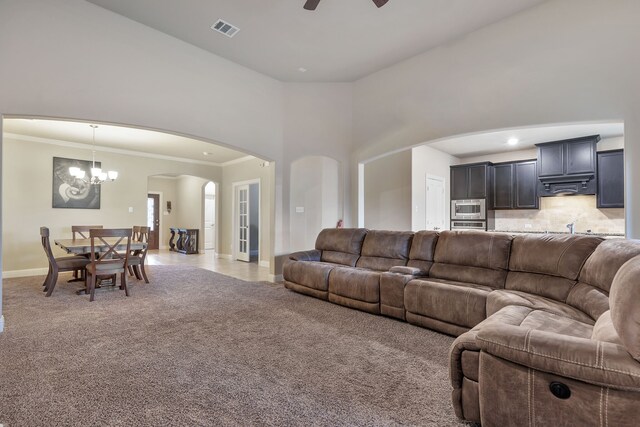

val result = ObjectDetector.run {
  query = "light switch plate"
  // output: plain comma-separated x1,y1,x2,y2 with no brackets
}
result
128,207,134,213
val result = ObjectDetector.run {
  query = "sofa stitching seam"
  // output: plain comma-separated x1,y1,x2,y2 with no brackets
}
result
477,337,640,378
527,368,532,427
599,386,604,427
605,387,609,427
531,369,536,426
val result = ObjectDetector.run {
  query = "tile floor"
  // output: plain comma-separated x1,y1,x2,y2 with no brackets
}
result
146,249,272,282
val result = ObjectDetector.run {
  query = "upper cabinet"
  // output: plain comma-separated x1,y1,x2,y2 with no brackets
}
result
597,150,624,208
536,135,600,196
491,160,539,210
451,163,491,200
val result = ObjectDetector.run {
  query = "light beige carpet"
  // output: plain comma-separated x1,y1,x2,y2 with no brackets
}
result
0,266,465,426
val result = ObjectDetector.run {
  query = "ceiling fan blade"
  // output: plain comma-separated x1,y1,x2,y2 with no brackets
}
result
372,0,389,7
304,0,321,10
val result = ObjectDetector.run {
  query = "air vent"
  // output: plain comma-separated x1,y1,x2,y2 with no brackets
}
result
211,19,239,38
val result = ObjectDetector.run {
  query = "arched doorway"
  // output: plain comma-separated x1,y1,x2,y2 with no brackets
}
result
204,181,216,251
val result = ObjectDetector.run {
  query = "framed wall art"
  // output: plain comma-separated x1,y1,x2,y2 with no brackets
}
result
52,157,101,209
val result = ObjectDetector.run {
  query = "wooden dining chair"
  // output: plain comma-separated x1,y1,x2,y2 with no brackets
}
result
40,227,91,297
128,226,150,283
85,228,132,302
71,225,103,279
71,225,103,239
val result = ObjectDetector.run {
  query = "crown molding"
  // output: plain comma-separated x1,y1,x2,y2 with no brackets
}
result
3,132,255,167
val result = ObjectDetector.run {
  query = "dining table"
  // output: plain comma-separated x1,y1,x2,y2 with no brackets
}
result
55,237,147,292
55,237,146,255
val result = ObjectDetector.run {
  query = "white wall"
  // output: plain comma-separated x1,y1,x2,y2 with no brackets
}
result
411,145,460,231
353,0,640,239
282,84,353,253
2,135,220,274
147,177,179,249
364,150,412,231
289,156,340,251
175,175,212,251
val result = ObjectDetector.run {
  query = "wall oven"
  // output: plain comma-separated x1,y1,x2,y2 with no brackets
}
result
451,220,487,231
451,199,486,220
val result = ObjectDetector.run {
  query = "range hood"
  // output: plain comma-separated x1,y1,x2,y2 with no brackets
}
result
536,135,600,196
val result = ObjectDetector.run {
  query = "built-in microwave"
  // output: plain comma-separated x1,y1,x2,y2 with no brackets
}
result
451,199,486,220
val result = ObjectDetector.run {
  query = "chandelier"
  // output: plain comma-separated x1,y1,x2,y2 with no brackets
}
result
69,124,118,184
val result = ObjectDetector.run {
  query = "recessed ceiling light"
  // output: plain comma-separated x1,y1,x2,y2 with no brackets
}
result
507,138,519,146
298,67,308,73
203,151,210,156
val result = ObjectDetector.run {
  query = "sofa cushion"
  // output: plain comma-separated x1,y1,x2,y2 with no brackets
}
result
565,282,610,321
609,254,640,361
508,234,602,280
429,231,513,288
406,230,439,273
328,267,381,304
520,310,593,338
591,310,624,346
504,271,577,303
484,305,593,339
283,261,337,292
355,230,413,271
578,239,640,293
486,289,594,325
405,278,493,329
315,228,367,267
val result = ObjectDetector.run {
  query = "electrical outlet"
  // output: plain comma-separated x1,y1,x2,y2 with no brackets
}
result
128,207,134,213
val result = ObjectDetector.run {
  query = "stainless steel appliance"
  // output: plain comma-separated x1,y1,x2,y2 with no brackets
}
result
451,220,487,230
451,199,486,220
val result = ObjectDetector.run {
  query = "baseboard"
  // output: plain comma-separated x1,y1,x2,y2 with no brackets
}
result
3,267,48,278
259,260,270,268
216,253,232,260
0,315,4,333
269,274,283,282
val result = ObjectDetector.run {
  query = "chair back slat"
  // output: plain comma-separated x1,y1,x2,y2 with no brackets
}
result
72,225,103,239
89,228,132,270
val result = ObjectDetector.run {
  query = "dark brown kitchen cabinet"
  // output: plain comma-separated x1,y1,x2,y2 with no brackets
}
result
491,163,513,209
491,160,539,210
597,150,624,208
536,135,599,196
450,163,491,200
514,161,539,209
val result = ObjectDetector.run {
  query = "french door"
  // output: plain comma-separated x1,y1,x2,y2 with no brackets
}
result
235,184,250,262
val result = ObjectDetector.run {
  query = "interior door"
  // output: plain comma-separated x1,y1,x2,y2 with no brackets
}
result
204,187,215,250
426,176,445,231
236,184,250,262
147,193,160,250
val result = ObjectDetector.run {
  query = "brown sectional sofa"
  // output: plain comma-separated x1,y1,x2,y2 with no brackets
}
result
283,228,640,426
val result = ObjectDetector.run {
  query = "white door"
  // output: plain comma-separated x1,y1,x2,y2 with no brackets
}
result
204,182,215,250
426,176,446,231
236,184,250,262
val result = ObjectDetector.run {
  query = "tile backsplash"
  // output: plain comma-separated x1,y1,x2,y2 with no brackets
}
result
493,195,624,234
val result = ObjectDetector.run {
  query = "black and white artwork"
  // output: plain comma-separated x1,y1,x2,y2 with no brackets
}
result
52,157,101,209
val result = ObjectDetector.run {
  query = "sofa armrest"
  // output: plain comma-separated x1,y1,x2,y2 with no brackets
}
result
476,324,640,391
288,250,321,262
388,266,428,276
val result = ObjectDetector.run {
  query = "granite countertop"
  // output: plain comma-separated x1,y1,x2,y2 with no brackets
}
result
491,230,625,237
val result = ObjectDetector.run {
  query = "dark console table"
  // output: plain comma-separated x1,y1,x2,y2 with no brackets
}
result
169,228,199,254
